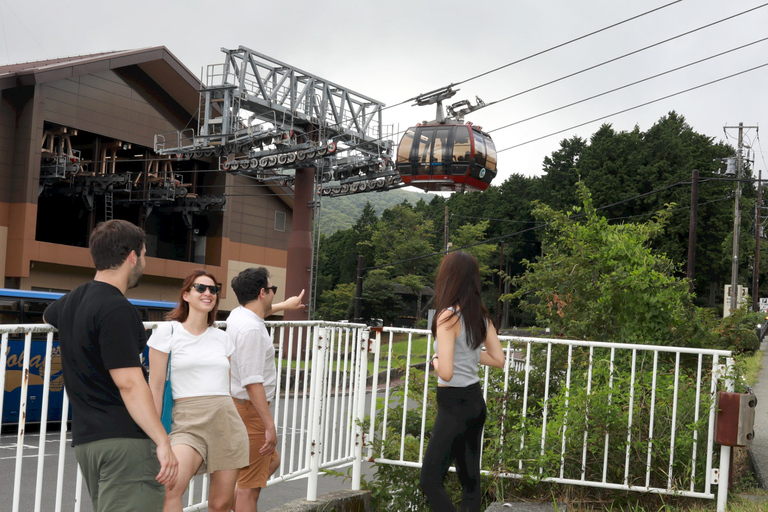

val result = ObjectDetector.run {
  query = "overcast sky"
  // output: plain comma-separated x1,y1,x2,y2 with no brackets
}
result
1,0,766,184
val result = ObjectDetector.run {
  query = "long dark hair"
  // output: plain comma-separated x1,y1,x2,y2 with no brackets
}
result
166,269,220,326
431,251,490,350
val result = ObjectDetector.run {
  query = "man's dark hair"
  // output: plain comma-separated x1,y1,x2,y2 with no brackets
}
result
89,220,146,271
231,267,270,305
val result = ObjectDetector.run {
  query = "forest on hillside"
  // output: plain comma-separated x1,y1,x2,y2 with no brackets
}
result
314,112,763,331
318,189,435,235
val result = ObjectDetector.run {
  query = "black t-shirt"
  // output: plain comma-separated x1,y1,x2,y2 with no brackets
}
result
44,281,149,445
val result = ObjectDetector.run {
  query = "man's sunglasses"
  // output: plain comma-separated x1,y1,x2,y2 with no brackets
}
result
190,283,221,294
264,285,278,294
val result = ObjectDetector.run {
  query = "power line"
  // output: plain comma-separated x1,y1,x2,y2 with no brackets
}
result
481,3,768,112
488,36,768,134
387,1,683,109
363,176,750,271
496,61,768,153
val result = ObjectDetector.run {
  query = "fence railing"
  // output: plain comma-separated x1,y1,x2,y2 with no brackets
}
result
0,321,370,512
2,322,734,512
368,327,734,512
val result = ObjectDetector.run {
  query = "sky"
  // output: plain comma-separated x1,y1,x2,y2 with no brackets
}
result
1,0,767,185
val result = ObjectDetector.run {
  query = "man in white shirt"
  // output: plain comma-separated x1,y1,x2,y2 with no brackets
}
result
228,267,304,512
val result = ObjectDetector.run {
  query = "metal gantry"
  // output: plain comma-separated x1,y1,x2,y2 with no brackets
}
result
154,46,401,197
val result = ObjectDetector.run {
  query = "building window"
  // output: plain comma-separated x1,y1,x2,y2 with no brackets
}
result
274,211,286,232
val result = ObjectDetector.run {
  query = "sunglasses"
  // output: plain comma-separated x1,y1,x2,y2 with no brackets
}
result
264,285,278,294
190,283,221,294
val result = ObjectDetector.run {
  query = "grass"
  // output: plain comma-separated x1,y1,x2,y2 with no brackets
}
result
739,350,763,387
554,349,766,511
279,335,431,377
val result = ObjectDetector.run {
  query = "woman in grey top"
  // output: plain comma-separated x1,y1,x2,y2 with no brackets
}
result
420,251,505,511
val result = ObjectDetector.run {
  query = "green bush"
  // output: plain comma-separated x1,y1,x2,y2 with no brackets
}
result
366,349,720,510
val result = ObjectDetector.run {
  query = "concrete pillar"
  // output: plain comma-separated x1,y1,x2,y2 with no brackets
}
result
284,167,313,322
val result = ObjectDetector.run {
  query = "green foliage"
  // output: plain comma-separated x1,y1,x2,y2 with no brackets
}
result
366,346,721,511
361,269,403,324
316,282,355,321
712,305,762,354
450,220,496,277
319,189,436,235
538,113,742,303
511,183,708,345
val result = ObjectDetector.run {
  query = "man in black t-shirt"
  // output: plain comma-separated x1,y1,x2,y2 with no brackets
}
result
44,220,177,512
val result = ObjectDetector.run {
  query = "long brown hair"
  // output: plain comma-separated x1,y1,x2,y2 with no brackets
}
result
166,269,220,326
431,251,490,350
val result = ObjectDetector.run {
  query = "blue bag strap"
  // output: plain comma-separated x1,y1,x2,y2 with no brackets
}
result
166,323,174,382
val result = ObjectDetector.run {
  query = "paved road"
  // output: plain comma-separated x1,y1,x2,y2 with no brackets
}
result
0,388,382,511
0,429,371,511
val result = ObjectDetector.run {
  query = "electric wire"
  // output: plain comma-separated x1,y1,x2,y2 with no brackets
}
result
481,3,768,113
327,8,768,160
496,61,768,153
386,0,684,109
363,176,752,271
487,36,768,134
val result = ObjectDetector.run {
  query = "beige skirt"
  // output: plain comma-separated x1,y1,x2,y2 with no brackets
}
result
169,395,249,475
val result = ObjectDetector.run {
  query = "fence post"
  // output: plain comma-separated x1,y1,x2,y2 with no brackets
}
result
367,328,383,460
12,331,33,512
352,328,370,491
716,357,736,512
307,326,328,501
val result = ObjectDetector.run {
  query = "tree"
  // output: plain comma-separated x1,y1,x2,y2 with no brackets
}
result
512,183,712,347
537,112,742,305
316,282,355,321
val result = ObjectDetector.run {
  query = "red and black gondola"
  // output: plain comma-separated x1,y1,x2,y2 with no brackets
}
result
396,122,497,192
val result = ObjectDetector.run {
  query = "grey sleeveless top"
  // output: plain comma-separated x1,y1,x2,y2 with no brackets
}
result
433,309,482,387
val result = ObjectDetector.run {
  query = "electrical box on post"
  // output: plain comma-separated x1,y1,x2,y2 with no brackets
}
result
714,392,757,447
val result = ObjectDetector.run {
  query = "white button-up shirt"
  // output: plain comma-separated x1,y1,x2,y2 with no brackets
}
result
227,306,276,402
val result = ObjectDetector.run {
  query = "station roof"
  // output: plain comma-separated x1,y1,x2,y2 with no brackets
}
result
0,46,202,117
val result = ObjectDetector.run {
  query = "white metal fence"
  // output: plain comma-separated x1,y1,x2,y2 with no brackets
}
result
368,327,735,512
2,322,734,512
0,321,370,512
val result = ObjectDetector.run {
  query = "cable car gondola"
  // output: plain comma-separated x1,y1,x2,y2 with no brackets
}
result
396,122,497,192
395,87,497,193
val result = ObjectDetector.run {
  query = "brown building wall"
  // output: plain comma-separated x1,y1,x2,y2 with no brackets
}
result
0,52,294,310
43,68,189,149
226,174,292,250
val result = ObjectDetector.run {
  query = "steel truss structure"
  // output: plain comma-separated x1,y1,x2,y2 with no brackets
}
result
154,46,401,197
39,126,225,224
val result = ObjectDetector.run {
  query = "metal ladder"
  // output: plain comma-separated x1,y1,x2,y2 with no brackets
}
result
105,191,114,221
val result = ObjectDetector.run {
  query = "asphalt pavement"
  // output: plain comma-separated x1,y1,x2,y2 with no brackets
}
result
748,337,768,488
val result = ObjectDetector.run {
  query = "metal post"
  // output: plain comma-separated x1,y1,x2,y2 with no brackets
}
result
352,328,370,490
687,169,699,294
367,328,382,460
716,357,736,512
307,327,328,501
12,332,32,512
354,255,364,321
754,169,762,312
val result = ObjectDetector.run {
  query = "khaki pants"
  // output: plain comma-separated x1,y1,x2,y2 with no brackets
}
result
75,437,164,512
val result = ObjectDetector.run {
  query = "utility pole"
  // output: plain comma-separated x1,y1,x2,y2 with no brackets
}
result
728,123,745,313
687,169,699,294
754,169,762,312
444,206,450,253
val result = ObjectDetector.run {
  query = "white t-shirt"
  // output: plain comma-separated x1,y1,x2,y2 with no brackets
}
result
147,321,234,399
227,306,276,402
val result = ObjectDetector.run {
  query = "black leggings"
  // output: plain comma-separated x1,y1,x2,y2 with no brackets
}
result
420,382,487,512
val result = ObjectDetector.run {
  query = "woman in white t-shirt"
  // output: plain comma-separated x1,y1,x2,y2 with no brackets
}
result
149,270,248,512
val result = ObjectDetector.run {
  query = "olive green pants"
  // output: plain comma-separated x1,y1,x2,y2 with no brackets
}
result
74,437,164,512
